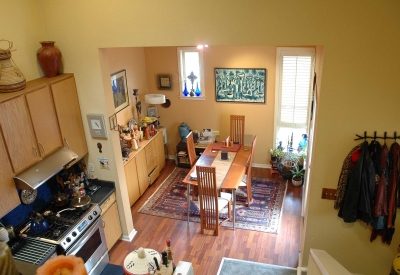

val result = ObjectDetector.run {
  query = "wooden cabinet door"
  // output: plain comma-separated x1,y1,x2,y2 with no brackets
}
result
124,157,141,206
26,86,62,157
102,202,122,250
136,149,148,195
51,76,88,161
0,130,20,217
0,96,39,173
155,129,166,172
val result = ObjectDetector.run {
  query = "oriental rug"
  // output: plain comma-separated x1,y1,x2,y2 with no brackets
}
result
217,258,298,275
138,167,287,233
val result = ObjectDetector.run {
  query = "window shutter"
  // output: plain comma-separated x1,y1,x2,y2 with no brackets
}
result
280,55,312,127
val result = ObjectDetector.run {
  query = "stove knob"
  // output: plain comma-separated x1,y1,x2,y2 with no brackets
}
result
72,231,77,237
93,211,98,216
66,237,71,243
88,215,93,220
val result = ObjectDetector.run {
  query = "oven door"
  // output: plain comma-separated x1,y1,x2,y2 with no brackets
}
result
65,217,109,275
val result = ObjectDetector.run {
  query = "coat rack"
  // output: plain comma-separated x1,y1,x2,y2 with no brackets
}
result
354,131,399,141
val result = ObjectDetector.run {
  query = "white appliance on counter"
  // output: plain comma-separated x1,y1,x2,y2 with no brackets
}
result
173,261,194,275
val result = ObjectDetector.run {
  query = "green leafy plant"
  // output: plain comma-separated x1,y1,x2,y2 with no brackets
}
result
291,165,304,179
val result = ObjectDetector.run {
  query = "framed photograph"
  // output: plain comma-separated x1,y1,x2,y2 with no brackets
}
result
110,69,129,113
147,106,158,117
157,74,172,90
214,68,267,103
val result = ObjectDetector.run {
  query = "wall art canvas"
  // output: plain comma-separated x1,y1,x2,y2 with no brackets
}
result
111,69,129,113
215,68,267,103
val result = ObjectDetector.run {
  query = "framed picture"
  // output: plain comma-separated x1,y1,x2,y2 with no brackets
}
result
147,106,158,117
157,74,172,90
214,68,267,103
110,69,129,113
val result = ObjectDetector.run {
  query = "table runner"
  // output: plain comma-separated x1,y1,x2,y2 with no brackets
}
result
189,151,237,188
211,151,236,188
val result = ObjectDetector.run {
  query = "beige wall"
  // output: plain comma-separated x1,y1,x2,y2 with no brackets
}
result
3,1,400,274
144,46,276,164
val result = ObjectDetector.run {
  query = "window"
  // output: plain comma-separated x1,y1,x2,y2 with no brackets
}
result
177,47,205,99
274,47,315,151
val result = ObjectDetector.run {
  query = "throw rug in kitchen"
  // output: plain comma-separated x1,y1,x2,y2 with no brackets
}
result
138,167,287,233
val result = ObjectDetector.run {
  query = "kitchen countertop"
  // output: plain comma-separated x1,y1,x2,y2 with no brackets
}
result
87,179,116,205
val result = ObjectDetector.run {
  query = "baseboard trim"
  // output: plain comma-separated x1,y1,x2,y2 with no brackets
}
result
121,228,137,242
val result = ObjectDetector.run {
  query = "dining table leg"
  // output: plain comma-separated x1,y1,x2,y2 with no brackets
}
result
232,189,236,231
187,184,191,223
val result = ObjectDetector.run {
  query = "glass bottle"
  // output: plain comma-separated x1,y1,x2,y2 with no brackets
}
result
195,82,201,96
182,82,189,96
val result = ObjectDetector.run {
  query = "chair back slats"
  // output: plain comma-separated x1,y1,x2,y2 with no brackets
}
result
186,131,197,167
196,166,219,234
246,135,257,190
230,115,245,145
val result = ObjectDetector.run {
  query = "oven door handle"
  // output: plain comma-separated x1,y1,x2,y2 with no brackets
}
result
66,217,104,256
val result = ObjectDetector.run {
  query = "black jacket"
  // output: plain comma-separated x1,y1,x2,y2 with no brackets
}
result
338,141,376,223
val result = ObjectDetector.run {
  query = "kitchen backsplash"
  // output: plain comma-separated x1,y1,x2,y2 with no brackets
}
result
0,160,88,229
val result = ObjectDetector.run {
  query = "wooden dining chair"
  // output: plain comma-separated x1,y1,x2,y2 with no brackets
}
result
196,166,232,236
238,135,257,207
186,131,197,168
230,115,245,145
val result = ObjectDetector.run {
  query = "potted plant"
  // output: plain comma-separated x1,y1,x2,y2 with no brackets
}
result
277,151,299,180
291,165,304,186
270,148,283,163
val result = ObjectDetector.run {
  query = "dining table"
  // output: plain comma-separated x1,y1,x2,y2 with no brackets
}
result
182,141,252,230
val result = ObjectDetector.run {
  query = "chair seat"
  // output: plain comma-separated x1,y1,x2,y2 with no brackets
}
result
194,193,231,212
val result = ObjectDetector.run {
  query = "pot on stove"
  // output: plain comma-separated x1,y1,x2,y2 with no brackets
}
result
30,211,49,234
54,191,69,206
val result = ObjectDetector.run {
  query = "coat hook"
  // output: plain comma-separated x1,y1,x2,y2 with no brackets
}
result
364,131,367,140
374,131,377,140
384,132,387,140
395,131,398,141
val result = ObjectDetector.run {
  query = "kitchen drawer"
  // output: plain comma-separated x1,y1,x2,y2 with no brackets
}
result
145,140,155,155
147,156,157,174
100,192,116,214
146,148,157,165
148,167,159,185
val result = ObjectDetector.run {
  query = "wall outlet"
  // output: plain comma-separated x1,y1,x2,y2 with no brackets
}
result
321,188,337,200
88,163,95,172
212,130,220,136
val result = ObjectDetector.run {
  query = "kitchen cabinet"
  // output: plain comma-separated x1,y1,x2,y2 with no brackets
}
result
124,156,141,206
26,86,62,158
123,128,165,206
145,139,158,185
51,76,88,165
155,128,166,173
100,192,122,250
0,96,40,173
0,130,20,217
136,149,149,195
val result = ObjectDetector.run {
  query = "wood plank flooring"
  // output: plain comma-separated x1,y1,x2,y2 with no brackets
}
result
108,160,302,275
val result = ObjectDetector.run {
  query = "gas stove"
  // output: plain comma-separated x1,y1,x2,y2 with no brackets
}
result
18,202,102,253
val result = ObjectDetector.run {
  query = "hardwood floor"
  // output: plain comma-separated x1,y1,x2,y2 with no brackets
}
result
108,160,302,275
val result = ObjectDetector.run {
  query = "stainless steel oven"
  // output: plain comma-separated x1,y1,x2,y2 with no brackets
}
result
65,217,109,275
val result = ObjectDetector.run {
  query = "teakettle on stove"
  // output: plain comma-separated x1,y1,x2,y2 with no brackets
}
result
29,211,49,234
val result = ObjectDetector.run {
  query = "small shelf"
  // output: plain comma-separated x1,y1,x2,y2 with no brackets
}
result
176,141,206,168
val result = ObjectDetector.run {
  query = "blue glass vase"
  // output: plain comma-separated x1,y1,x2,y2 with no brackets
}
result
195,82,201,96
182,82,189,96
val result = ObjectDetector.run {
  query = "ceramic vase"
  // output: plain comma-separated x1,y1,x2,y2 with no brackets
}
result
37,41,62,78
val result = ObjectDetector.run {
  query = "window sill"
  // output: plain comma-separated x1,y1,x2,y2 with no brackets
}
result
179,96,206,100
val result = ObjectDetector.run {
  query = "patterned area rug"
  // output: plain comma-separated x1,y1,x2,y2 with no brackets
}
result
138,167,287,233
217,258,298,275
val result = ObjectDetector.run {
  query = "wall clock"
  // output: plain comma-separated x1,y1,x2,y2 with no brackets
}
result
20,189,38,204
87,114,108,138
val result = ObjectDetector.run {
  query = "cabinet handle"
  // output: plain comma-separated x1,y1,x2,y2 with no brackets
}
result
33,146,38,158
64,137,70,149
39,143,45,155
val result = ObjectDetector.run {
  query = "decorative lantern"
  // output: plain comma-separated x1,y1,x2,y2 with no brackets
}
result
0,40,26,93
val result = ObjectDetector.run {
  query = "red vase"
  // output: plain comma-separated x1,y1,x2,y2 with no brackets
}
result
37,41,62,78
